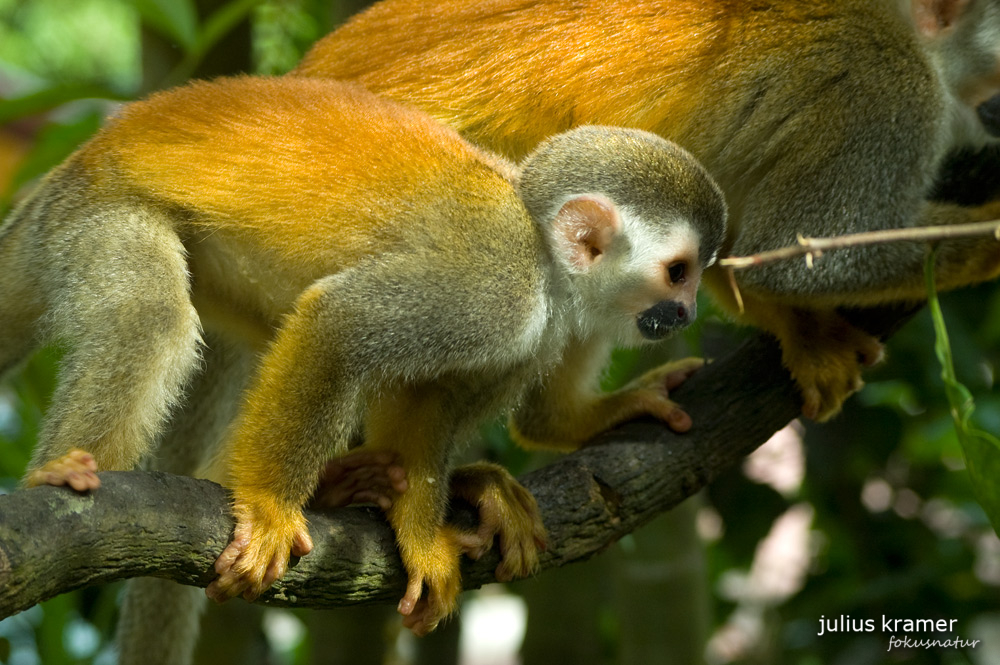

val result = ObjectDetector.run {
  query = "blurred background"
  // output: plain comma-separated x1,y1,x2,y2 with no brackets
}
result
1,1,999,663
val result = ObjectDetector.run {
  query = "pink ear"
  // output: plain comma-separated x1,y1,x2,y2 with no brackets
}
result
912,0,970,36
553,194,622,270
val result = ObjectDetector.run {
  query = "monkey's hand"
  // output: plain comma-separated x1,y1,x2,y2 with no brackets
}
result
25,449,100,492
398,525,464,636
616,356,704,432
779,315,884,421
206,499,313,603
512,355,704,452
309,450,409,511
449,462,547,581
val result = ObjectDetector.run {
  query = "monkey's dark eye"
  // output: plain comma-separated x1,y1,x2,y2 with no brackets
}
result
668,262,686,284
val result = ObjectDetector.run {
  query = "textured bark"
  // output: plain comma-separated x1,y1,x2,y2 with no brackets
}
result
0,333,799,619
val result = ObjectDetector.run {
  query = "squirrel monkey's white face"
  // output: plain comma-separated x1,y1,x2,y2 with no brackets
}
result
597,208,707,346
549,194,711,347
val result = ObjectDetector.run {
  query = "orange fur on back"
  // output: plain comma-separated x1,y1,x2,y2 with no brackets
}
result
295,0,881,163
77,77,517,271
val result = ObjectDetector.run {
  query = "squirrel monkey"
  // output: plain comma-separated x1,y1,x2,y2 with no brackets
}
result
0,77,726,634
296,0,1000,421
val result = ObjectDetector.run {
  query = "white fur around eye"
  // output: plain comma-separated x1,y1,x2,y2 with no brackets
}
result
618,208,701,278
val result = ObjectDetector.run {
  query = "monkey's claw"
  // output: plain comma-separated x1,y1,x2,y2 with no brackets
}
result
207,501,312,603
449,462,546,581
26,448,100,492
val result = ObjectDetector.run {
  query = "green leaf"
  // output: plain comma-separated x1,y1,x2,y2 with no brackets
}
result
925,248,1000,535
161,0,260,86
130,0,199,51
0,85,127,125
199,0,260,54
1,111,105,214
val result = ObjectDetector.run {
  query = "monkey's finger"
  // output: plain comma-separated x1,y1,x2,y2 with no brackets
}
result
373,493,393,511
476,521,499,555
398,575,425,616
320,451,400,483
664,407,693,433
291,529,313,557
401,598,437,636
206,571,250,603
495,554,526,583
494,543,521,582
661,358,705,390
495,526,542,582
318,488,392,509
65,450,100,490
507,490,547,553
206,577,239,602
858,341,885,368
255,552,289,597
339,470,401,494
65,469,101,492
356,464,408,493
311,484,361,508
220,548,266,602
312,462,408,509
310,490,353,509
213,536,249,575
800,387,823,421
516,497,549,553
205,581,231,603
62,449,98,473
338,450,400,469
319,467,378,490
388,465,409,493
351,490,394,510
452,529,491,559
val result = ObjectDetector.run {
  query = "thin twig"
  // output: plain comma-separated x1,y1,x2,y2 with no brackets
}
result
725,266,745,314
719,220,1000,270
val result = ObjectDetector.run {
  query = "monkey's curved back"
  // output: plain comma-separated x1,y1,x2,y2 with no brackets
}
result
295,0,916,161
76,77,529,272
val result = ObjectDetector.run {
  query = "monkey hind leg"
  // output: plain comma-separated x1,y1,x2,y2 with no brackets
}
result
0,213,45,375
118,578,207,665
157,332,255,480
27,205,202,479
361,386,466,636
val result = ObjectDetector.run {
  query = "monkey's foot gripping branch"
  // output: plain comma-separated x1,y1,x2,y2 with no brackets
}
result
206,499,313,603
309,451,409,511
449,462,547,582
25,449,101,492
397,525,464,636
0,332,807,622
780,319,885,422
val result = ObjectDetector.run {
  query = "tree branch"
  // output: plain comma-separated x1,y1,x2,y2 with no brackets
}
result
0,333,800,619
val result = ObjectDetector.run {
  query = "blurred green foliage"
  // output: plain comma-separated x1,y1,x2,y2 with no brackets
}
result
1,1,999,664
925,248,1000,536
